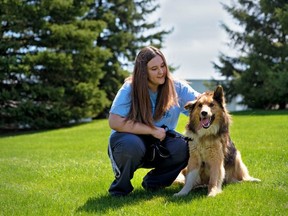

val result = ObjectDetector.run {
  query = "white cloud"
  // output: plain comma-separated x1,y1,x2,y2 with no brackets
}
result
155,0,236,80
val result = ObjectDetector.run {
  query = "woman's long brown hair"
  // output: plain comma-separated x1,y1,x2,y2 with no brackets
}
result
126,46,178,128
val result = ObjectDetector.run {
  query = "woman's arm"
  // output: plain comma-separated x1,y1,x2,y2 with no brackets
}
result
108,113,166,141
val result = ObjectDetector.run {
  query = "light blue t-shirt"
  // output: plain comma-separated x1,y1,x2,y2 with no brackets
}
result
110,79,200,131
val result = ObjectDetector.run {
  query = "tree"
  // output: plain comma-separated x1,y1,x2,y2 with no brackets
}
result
0,0,111,129
0,0,169,129
214,0,288,109
90,0,171,116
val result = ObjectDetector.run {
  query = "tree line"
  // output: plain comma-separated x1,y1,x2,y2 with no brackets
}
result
0,0,170,129
214,0,288,109
0,0,287,130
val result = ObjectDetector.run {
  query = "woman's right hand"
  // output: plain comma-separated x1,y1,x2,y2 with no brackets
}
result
151,127,166,141
109,113,166,141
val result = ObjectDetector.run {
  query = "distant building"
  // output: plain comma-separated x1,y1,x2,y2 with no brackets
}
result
187,79,247,112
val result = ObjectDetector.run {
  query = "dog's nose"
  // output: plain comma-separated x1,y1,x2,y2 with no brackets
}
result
201,111,208,116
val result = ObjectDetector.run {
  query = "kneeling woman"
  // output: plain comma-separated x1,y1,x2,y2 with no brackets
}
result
108,46,200,196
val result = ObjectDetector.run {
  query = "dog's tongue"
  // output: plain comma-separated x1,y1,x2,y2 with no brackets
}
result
201,118,211,128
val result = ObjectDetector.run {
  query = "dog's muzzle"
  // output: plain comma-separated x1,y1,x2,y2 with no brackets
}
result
200,111,215,129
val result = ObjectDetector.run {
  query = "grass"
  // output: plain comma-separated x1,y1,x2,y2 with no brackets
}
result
0,110,287,215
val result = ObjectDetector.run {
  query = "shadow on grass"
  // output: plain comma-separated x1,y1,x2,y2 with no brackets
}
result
76,187,207,214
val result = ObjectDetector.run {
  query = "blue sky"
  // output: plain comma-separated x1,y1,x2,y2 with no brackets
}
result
156,0,236,80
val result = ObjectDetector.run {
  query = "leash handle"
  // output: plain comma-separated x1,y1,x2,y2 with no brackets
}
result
161,125,177,138
161,124,193,142
161,124,169,132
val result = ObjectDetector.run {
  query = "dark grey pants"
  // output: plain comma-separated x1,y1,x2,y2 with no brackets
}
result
108,131,189,196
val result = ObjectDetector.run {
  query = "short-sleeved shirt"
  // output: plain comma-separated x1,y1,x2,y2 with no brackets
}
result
110,79,200,132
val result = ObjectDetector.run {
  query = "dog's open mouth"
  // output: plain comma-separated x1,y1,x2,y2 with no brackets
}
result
200,115,215,129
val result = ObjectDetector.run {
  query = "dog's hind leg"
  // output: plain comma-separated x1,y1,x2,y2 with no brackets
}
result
235,152,261,182
173,169,200,196
173,171,186,185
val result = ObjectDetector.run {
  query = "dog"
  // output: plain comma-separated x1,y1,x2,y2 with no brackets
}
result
174,85,260,197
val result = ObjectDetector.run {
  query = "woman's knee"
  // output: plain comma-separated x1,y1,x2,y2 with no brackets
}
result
166,138,189,164
110,133,146,158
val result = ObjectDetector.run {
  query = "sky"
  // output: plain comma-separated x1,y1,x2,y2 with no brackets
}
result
155,0,236,80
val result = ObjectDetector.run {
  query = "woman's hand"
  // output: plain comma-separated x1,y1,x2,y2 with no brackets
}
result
109,113,166,141
151,127,166,141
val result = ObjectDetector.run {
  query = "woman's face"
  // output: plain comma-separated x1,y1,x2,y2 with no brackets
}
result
147,55,167,92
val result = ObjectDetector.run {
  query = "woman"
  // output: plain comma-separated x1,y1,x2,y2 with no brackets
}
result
108,46,200,196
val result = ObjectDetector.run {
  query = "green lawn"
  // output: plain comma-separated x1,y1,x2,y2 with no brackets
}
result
0,110,287,216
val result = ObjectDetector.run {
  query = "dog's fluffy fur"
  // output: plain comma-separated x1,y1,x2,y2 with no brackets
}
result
174,85,260,197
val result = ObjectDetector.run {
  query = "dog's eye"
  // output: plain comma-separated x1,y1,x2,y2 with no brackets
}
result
198,104,202,108
209,103,214,107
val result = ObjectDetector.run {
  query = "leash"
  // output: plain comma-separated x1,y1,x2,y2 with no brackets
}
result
162,125,193,143
166,130,193,143
147,125,193,161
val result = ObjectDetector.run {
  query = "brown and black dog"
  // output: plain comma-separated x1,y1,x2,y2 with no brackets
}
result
174,85,260,197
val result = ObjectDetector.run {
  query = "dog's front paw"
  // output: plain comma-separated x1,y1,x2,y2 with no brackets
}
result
207,188,222,197
173,192,184,197
173,191,188,197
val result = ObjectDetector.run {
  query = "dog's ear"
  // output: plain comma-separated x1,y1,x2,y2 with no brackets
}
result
184,100,197,111
213,85,225,108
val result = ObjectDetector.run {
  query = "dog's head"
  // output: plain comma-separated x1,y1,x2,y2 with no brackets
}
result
185,85,231,135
